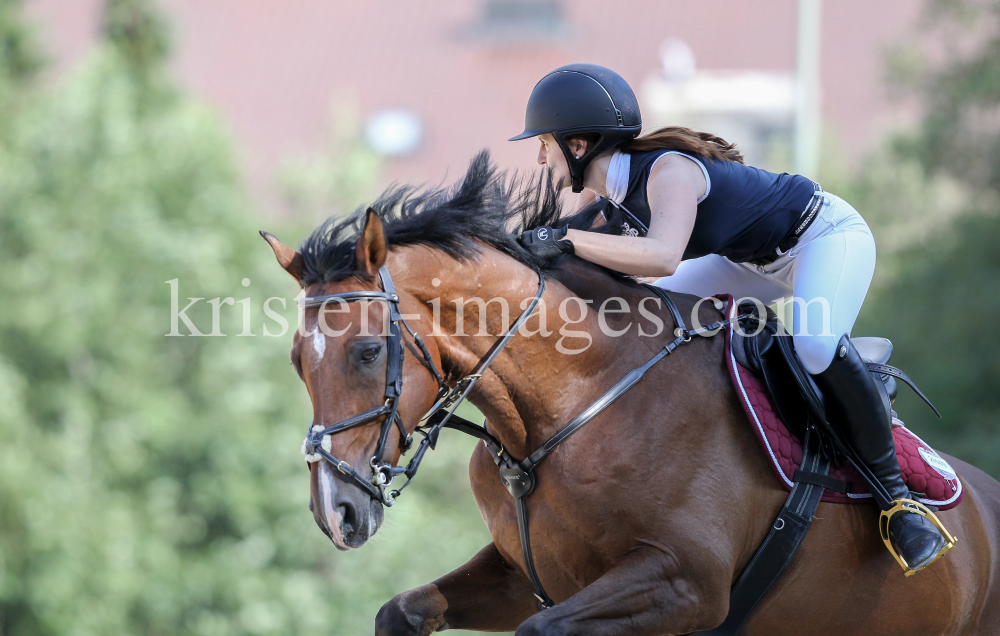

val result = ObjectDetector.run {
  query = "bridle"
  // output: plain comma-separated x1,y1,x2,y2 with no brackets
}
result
299,264,746,609
301,265,546,507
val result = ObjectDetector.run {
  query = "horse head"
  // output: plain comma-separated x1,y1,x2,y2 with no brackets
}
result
260,151,645,555
262,210,441,550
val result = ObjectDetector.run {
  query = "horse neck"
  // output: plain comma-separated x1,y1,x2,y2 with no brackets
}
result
389,246,646,458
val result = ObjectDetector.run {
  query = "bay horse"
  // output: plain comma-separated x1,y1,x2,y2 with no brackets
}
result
263,153,1000,635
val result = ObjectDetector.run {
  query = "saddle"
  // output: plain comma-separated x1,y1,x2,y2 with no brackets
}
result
696,295,962,636
730,302,907,444
728,300,961,509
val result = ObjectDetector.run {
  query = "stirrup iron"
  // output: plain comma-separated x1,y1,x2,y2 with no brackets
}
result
878,498,957,576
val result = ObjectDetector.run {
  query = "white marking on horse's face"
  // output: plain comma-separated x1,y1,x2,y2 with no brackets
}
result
317,462,348,549
311,327,326,369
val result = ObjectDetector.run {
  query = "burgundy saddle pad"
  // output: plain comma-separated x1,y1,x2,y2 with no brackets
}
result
715,295,963,510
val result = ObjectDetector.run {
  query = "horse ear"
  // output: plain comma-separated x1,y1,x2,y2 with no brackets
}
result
355,209,387,278
260,231,304,287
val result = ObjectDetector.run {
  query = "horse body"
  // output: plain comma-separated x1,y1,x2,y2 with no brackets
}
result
749,460,1000,634
264,163,1000,635
381,246,1000,636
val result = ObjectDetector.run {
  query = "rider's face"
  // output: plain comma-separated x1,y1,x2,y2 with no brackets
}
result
537,133,571,190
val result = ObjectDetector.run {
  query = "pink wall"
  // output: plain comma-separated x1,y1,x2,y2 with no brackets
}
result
26,0,925,200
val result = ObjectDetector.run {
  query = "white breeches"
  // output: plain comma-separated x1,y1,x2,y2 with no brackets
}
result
655,192,877,374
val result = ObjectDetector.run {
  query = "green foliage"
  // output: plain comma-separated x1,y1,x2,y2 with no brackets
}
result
858,213,1000,476
102,0,171,73
849,0,1000,476
0,0,40,84
0,0,41,141
0,3,492,635
906,0,1000,195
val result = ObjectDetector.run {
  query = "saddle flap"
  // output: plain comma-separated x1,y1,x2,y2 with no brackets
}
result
734,304,825,443
767,334,828,433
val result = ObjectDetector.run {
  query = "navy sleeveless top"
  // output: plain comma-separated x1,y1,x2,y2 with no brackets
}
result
606,149,816,263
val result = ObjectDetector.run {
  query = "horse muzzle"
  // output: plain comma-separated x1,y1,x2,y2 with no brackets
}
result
312,462,385,550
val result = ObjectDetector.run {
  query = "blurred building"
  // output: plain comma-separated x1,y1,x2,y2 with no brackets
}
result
28,0,925,202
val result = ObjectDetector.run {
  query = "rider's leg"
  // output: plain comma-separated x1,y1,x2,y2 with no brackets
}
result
791,193,946,571
654,254,789,306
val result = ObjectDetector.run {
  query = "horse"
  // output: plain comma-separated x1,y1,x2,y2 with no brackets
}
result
262,153,1000,635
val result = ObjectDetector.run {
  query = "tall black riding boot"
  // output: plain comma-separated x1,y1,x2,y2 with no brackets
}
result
812,335,945,571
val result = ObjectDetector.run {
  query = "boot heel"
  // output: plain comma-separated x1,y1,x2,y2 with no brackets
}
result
878,498,957,576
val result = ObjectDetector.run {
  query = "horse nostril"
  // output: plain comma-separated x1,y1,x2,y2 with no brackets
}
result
338,502,358,534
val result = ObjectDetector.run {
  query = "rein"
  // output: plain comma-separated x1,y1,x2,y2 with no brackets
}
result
300,268,744,609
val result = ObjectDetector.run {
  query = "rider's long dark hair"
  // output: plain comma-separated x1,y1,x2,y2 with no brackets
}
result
567,126,743,163
569,126,743,164
621,126,744,163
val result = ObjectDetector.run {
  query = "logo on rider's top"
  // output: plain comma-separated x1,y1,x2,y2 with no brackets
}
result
621,221,639,238
537,228,548,240
918,447,958,481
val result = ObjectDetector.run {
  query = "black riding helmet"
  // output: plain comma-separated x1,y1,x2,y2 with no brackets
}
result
510,63,642,192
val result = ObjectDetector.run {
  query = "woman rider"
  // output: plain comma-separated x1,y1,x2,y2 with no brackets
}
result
510,63,948,572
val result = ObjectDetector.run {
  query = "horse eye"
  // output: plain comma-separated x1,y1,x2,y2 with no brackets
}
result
361,347,380,362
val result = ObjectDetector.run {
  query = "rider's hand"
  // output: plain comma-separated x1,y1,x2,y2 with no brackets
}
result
518,226,575,260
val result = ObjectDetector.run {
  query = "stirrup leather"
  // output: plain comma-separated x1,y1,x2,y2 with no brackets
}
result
878,498,957,576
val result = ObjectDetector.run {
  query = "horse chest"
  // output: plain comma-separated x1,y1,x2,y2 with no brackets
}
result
469,445,629,591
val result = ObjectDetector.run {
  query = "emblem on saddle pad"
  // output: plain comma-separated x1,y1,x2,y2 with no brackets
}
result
919,447,958,481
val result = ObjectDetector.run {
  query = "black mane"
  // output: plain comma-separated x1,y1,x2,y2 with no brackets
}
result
298,150,631,285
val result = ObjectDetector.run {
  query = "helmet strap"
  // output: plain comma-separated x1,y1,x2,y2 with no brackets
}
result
553,131,603,194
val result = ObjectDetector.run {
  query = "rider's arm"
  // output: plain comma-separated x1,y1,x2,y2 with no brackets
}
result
564,154,704,277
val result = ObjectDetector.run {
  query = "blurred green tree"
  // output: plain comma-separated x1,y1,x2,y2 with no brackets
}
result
0,0,41,140
850,0,1000,477
0,1,492,635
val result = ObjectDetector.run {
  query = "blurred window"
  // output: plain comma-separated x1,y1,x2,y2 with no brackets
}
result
465,0,569,43
365,109,423,157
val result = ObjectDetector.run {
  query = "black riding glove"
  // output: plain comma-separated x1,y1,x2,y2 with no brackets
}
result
518,226,575,260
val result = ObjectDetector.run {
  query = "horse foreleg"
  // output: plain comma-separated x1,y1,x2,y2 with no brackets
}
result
515,541,728,636
375,542,539,636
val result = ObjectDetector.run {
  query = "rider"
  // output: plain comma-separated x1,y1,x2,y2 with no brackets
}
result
510,63,948,572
